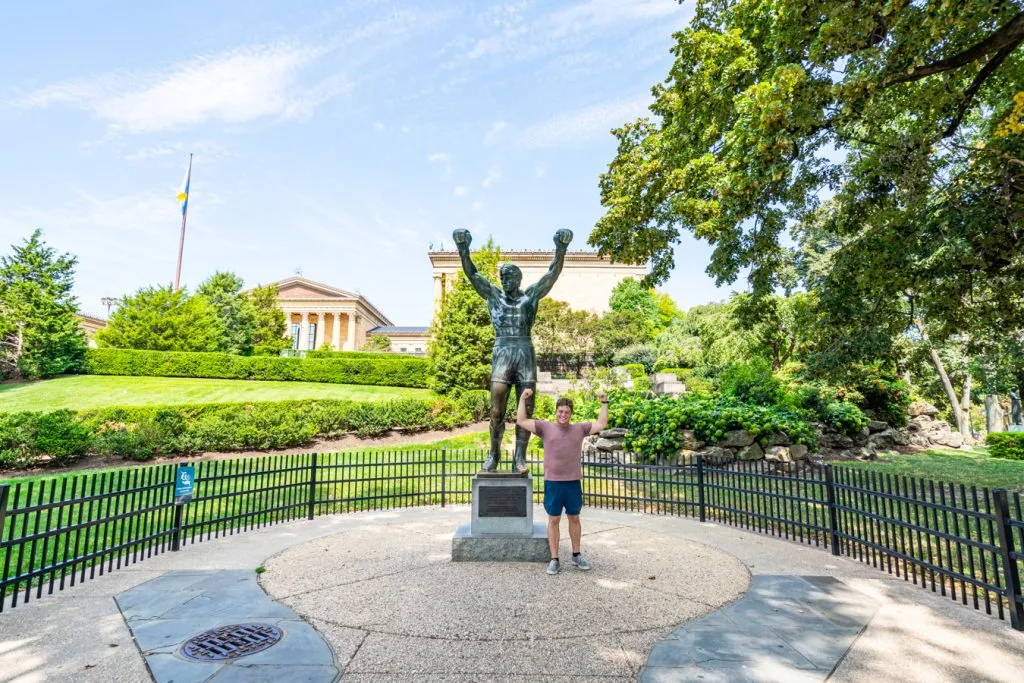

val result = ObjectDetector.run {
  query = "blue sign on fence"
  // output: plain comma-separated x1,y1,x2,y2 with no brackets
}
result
175,465,195,504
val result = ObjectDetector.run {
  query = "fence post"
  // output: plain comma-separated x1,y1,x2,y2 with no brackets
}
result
824,465,841,556
696,455,705,522
993,489,1024,631
0,484,9,535
440,450,447,508
308,453,318,520
170,462,187,552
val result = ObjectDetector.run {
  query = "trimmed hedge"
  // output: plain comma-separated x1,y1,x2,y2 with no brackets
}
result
0,393,490,467
82,348,429,388
985,432,1024,460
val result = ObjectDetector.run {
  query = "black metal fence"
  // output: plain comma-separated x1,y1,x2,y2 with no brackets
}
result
1,451,1022,630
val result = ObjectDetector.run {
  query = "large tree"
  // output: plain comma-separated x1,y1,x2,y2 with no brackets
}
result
533,298,598,373
97,285,222,352
592,0,1024,340
197,271,254,355
428,240,502,393
248,283,290,354
0,230,86,378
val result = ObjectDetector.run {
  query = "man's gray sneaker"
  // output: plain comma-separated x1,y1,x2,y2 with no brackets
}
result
546,559,560,575
570,554,591,571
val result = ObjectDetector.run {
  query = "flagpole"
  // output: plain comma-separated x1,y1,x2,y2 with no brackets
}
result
173,153,193,292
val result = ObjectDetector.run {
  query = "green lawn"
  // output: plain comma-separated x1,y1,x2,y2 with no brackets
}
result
847,448,1024,493
0,375,432,413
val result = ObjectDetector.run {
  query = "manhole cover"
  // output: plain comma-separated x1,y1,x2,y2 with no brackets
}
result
180,623,283,661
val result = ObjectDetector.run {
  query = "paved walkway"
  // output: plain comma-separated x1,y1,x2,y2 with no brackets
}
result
0,506,1022,682
116,570,338,682
641,575,878,681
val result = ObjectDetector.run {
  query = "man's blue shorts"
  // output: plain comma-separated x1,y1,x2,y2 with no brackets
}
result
544,480,583,516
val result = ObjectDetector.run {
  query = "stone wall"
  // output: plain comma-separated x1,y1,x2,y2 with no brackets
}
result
580,400,967,465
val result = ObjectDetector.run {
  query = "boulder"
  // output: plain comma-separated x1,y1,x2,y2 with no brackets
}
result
930,431,965,449
852,427,871,446
595,437,625,452
764,446,792,463
908,401,940,418
717,430,755,448
909,434,932,448
737,443,764,461
599,428,628,439
680,429,705,451
675,449,698,464
891,429,910,446
789,444,809,461
868,430,897,451
764,433,791,447
868,420,889,433
851,447,876,461
701,446,735,463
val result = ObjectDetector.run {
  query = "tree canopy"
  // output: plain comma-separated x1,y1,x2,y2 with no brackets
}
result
428,240,502,393
97,285,223,352
0,230,86,378
197,271,254,355
592,0,1024,344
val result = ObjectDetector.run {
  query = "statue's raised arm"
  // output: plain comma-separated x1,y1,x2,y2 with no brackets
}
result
453,229,500,302
524,229,573,301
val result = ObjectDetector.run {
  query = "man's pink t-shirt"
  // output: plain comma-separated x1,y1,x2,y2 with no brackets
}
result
534,420,593,481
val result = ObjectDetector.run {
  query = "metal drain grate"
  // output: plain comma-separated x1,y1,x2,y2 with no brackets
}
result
180,623,283,661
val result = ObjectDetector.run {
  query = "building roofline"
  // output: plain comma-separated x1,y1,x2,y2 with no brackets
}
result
258,276,393,326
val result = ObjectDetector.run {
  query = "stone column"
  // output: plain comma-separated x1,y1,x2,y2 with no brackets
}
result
299,311,309,350
332,312,341,350
314,311,326,350
432,275,443,317
346,311,357,351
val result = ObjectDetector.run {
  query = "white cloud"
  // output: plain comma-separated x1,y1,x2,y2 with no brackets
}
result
373,122,385,132
454,186,468,198
428,152,452,180
482,167,502,188
465,0,684,62
16,43,344,134
484,120,507,146
472,201,484,211
519,95,650,148
123,140,229,163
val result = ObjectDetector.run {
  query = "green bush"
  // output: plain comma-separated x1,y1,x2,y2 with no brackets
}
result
613,344,658,373
609,392,818,461
621,363,651,392
985,432,1024,460
0,413,35,467
662,368,713,394
29,409,92,465
2,395,476,465
81,348,429,388
718,361,784,405
786,381,869,434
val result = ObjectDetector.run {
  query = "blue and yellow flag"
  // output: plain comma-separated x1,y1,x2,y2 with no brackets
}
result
176,158,191,216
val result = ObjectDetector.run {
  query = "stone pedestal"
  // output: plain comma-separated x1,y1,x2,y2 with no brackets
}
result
451,474,549,562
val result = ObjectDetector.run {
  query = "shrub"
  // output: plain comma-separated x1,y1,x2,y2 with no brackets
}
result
30,409,92,465
612,344,658,373
985,432,1024,460
81,348,429,388
718,361,784,405
620,363,651,392
3,395,477,465
609,392,818,461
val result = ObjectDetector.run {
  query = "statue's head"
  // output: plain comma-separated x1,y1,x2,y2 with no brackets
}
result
499,263,522,295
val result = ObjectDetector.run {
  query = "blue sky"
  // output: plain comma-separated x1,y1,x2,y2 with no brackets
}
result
0,0,733,325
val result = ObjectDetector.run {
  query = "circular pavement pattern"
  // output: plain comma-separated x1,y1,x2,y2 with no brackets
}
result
260,516,749,681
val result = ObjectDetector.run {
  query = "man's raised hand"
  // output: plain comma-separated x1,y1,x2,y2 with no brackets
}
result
595,390,608,402
453,229,472,249
520,387,534,400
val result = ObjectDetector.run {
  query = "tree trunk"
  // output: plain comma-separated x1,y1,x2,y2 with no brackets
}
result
960,374,973,443
986,394,1004,434
916,320,965,434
